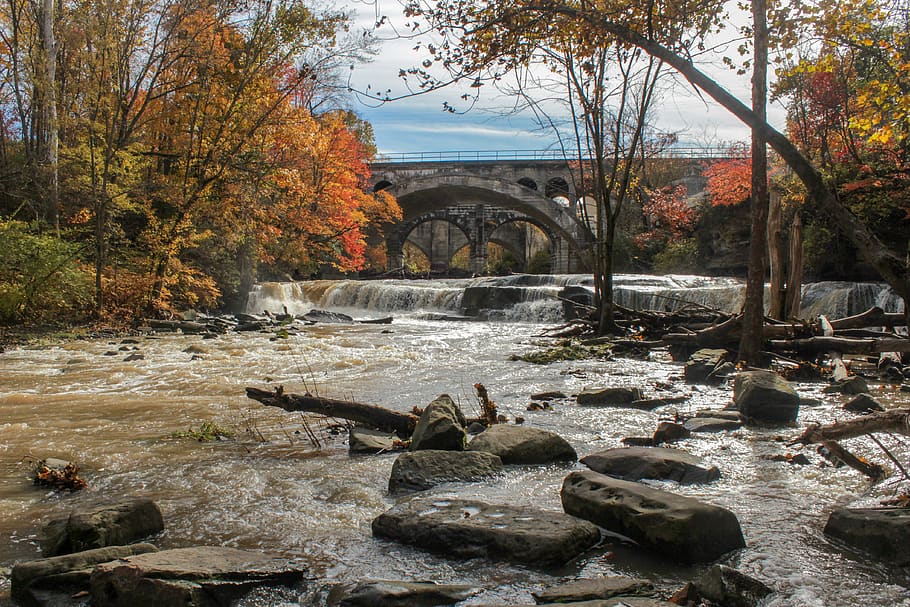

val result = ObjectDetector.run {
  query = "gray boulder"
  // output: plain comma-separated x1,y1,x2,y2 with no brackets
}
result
843,393,885,414
531,576,654,603
823,376,870,395
651,421,690,445
11,543,157,607
371,497,601,566
689,565,773,607
466,425,576,464
580,447,720,485
326,579,481,607
683,417,743,433
89,546,307,607
576,387,644,407
41,498,164,557
409,395,467,451
389,450,503,493
824,507,910,565
684,348,732,384
471,600,677,607
733,370,799,423
350,427,397,454
561,470,745,563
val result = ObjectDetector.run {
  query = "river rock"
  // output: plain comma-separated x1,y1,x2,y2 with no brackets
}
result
42,498,164,557
11,543,158,607
409,395,467,451
531,390,568,401
531,576,654,603
694,408,742,420
89,546,307,607
733,370,799,423
561,470,745,563
684,349,732,384
389,450,503,492
301,309,355,323
823,376,870,395
580,447,720,485
326,579,481,606
688,564,774,607
466,425,576,464
473,600,676,607
371,497,601,566
651,421,690,445
349,427,397,454
842,393,885,414
683,417,743,433
824,507,910,565
576,387,644,407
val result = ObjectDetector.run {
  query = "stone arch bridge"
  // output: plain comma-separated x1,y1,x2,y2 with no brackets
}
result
371,152,713,274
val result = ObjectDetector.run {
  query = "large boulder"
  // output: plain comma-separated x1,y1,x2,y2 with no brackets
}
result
576,387,644,407
372,497,601,566
824,507,910,565
41,498,164,557
684,349,732,384
732,370,799,423
531,576,654,603
11,543,157,607
89,546,307,607
326,579,481,607
580,447,720,485
466,425,576,464
561,470,745,563
388,450,503,493
409,395,467,451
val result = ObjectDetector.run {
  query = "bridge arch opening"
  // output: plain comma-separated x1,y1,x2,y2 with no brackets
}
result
517,177,538,190
373,180,393,192
487,220,552,274
545,176,571,200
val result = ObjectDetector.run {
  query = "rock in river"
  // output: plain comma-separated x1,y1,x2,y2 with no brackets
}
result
466,424,576,464
733,370,799,423
42,498,164,557
371,497,601,566
89,546,307,607
409,395,467,451
388,450,503,493
561,470,745,563
326,579,481,607
531,575,654,603
824,507,910,565
576,387,644,407
580,447,720,485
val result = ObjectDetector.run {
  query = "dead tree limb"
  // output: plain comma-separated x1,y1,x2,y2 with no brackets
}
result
791,409,910,445
820,440,885,480
768,337,910,355
246,387,417,436
829,307,907,331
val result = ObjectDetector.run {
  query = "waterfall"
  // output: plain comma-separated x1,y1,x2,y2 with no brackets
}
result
245,274,903,323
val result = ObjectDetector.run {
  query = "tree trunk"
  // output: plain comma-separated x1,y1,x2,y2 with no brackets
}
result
768,191,784,319
39,0,58,233
791,408,910,444
784,213,803,318
739,0,769,364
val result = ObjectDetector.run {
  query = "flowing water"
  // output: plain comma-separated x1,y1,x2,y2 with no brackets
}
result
1,275,908,606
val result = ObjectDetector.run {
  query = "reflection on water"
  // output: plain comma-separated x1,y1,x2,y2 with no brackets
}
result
1,313,909,606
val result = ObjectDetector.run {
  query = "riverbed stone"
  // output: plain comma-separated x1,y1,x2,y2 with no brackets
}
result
651,421,690,445
684,349,732,384
576,387,644,407
580,447,720,485
41,498,164,557
842,393,885,414
389,450,503,492
473,599,677,607
371,497,601,566
561,470,745,563
824,507,910,565
683,416,743,433
733,370,800,423
694,408,742,420
349,427,397,454
823,376,870,395
409,395,467,451
466,424,576,464
11,543,158,607
689,564,774,607
301,309,355,323
531,576,655,603
326,579,481,606
89,546,307,607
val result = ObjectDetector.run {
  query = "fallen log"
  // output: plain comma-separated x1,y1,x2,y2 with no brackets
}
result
768,336,910,355
790,408,910,445
245,387,417,436
829,307,907,331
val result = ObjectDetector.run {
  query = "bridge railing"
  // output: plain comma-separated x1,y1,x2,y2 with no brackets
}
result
373,147,743,163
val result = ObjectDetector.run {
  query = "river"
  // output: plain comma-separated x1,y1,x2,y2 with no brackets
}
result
1,275,908,606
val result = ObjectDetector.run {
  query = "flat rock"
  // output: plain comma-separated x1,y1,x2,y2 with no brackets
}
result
410,395,467,451
733,371,799,423
684,349,732,384
326,579,481,607
576,387,644,407
42,498,164,557
690,565,773,607
301,309,354,323
823,376,870,395
693,409,742,421
371,497,600,566
473,600,677,607
532,576,654,603
580,447,720,485
389,450,503,492
466,425,576,464
824,507,910,565
89,546,307,607
683,417,742,433
651,421,690,445
842,393,885,414
561,470,745,563
350,427,397,454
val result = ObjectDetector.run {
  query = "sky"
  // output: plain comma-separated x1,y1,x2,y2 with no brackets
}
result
343,1,790,157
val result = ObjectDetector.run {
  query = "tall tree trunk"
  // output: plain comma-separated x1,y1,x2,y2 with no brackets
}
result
39,0,58,234
785,213,804,318
739,0,769,363
768,191,784,320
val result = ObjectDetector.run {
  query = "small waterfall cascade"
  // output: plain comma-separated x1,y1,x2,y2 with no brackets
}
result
245,274,904,323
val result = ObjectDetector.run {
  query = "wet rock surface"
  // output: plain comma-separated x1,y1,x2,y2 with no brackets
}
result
576,387,644,407
388,449,503,492
466,424,577,464
349,427,397,454
580,447,720,485
41,498,164,557
531,575,655,603
409,395,467,451
824,507,910,565
325,579,481,607
733,370,800,423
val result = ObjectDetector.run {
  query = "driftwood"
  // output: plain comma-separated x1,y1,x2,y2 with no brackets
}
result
768,336,910,355
829,307,906,331
245,387,417,436
791,408,910,444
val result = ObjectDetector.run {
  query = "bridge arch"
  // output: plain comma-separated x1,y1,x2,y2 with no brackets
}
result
384,173,592,274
